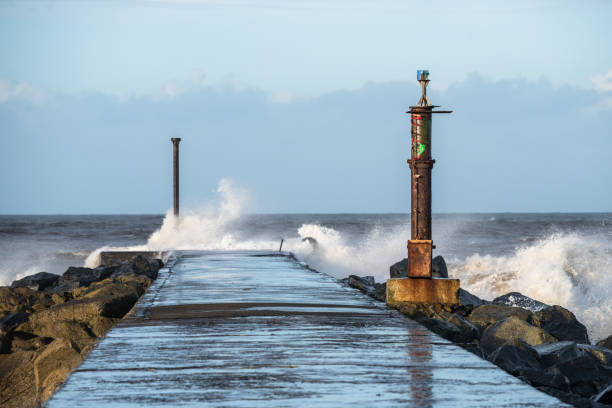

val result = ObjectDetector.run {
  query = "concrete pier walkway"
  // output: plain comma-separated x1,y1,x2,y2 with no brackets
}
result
47,251,565,407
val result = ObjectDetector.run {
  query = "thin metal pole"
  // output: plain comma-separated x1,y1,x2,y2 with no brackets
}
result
171,138,181,217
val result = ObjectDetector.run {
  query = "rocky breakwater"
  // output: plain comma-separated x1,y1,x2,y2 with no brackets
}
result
0,255,163,408
342,257,612,408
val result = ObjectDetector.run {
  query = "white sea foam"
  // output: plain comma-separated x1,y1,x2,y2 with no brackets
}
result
450,233,612,342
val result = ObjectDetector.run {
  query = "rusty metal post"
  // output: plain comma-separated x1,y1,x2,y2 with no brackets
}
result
386,70,459,306
407,71,451,278
171,138,181,217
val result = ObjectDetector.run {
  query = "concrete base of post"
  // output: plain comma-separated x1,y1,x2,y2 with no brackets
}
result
386,278,460,306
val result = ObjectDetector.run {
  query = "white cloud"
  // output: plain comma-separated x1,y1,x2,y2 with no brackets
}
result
592,69,612,92
268,89,294,104
155,70,207,99
0,80,46,104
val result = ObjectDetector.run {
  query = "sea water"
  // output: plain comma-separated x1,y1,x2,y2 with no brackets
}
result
1,181,611,341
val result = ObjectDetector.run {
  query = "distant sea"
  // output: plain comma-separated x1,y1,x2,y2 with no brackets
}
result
1,212,611,341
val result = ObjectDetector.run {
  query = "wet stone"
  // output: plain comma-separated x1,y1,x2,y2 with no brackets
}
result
596,335,612,351
576,344,612,366
594,384,612,406
493,292,549,312
532,305,589,344
11,272,60,291
432,255,448,278
533,341,581,368
459,288,489,308
467,303,532,329
480,316,556,355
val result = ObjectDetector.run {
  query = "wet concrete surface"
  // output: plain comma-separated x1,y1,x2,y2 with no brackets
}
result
47,251,567,407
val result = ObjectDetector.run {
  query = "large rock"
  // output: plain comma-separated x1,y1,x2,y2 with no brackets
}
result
130,255,160,280
522,366,572,392
532,305,589,344
467,303,532,329
493,292,549,312
594,384,612,406
10,273,59,291
420,318,465,342
52,266,114,292
16,280,141,345
109,256,162,280
345,275,376,296
533,341,581,367
488,341,542,376
389,258,407,279
429,311,480,343
576,344,612,366
0,287,53,314
0,312,29,354
0,262,158,408
373,282,386,302
552,353,612,397
33,338,83,405
0,311,30,334
432,256,448,278
596,335,612,351
389,256,448,279
480,316,556,355
16,320,94,351
459,288,489,307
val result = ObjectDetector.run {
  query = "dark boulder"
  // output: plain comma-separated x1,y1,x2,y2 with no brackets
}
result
52,266,114,292
459,288,489,307
596,335,612,351
467,303,532,329
346,275,376,296
493,292,549,312
0,311,30,353
149,258,164,270
552,353,612,397
420,318,464,342
532,305,589,344
577,344,612,366
535,386,591,408
110,256,162,280
521,366,572,392
488,341,542,376
533,341,581,367
110,263,136,278
373,282,386,302
10,272,59,291
435,311,480,343
0,311,30,334
389,258,407,279
432,256,448,278
480,316,556,355
130,255,159,280
389,256,448,279
594,384,612,406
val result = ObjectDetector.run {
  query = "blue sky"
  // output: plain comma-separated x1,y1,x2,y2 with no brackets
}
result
1,0,611,214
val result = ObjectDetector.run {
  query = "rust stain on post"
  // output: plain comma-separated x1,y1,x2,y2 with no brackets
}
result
408,240,433,278
171,138,181,217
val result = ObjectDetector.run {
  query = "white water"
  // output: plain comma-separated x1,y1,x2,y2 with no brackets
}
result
451,233,612,342
83,179,612,342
